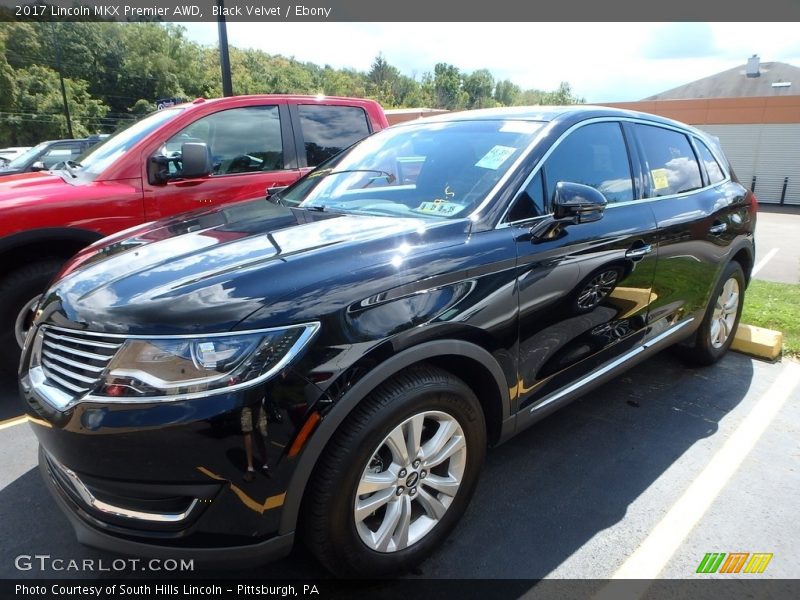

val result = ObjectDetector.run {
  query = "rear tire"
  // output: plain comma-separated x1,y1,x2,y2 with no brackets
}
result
302,365,486,577
0,259,63,375
684,261,745,366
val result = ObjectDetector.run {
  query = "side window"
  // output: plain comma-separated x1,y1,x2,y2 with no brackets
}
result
298,105,371,167
542,122,634,204
163,106,283,177
636,124,702,197
506,171,545,222
695,139,726,184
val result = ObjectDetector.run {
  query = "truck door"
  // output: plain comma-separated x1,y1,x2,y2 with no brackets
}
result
144,102,300,219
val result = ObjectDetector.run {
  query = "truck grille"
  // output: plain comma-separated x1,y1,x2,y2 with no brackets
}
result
39,326,123,396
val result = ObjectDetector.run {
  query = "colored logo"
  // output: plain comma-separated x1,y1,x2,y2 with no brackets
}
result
696,552,773,574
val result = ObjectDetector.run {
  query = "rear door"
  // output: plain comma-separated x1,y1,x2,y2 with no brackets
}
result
509,120,660,413
289,103,374,176
631,123,747,335
144,101,300,219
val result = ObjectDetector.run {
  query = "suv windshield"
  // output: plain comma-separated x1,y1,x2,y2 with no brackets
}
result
280,119,544,219
74,108,184,177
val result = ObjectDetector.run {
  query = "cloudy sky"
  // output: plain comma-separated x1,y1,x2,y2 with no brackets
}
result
181,22,800,102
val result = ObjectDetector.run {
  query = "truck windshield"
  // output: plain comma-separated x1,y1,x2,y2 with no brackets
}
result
280,119,543,219
4,142,48,169
76,108,184,177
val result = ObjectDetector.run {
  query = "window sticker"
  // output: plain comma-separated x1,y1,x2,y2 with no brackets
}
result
650,168,670,190
415,200,465,216
475,145,517,170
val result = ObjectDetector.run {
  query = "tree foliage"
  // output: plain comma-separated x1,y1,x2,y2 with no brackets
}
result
0,22,583,145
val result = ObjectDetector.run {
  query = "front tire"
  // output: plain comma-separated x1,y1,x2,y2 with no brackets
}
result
302,365,486,577
0,259,62,375
684,261,745,366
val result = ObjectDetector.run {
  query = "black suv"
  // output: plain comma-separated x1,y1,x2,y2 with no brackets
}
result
19,106,756,576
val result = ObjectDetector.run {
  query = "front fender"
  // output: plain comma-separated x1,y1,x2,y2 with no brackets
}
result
278,338,510,536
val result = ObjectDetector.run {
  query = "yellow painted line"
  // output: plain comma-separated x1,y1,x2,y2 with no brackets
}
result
0,415,28,431
608,360,800,581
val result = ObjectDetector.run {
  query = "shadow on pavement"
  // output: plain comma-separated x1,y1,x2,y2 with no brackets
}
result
0,351,755,580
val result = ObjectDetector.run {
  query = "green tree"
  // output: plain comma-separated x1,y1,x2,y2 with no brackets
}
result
462,69,497,108
0,64,108,144
432,63,467,110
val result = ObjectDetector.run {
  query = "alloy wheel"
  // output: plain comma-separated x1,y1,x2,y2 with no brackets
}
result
354,410,466,553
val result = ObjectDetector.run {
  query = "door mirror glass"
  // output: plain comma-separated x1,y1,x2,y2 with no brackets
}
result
179,142,212,179
30,161,46,171
553,181,607,223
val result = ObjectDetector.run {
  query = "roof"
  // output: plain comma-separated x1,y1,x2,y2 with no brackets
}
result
401,104,694,130
644,61,800,100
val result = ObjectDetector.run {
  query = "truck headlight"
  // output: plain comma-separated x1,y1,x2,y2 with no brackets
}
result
91,323,319,400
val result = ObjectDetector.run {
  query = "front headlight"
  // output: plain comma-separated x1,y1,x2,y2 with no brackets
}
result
91,323,319,400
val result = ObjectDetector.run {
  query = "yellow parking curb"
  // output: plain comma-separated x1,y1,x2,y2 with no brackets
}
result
732,324,783,361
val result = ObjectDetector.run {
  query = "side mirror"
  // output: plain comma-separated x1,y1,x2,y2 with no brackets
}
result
266,185,288,202
178,142,212,179
553,181,607,223
31,161,46,172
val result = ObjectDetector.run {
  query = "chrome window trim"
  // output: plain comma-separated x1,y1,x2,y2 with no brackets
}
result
496,116,733,229
25,322,320,410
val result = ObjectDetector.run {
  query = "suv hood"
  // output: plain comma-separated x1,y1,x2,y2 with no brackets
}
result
38,200,469,334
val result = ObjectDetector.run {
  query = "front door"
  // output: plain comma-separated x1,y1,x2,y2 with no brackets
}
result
507,121,659,413
144,103,300,219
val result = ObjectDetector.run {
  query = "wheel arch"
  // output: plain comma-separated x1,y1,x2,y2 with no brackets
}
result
0,228,103,279
278,339,512,536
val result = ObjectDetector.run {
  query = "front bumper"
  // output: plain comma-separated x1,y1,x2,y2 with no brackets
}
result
39,446,294,568
39,445,295,567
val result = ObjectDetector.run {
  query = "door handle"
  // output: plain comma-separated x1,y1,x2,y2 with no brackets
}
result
625,244,653,259
709,222,728,235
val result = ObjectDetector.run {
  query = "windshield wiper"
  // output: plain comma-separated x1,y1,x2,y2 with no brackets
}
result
62,160,82,178
311,168,396,185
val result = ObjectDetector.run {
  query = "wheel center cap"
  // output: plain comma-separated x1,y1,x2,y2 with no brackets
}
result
405,472,419,488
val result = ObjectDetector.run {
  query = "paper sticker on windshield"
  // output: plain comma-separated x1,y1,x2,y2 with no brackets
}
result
416,201,465,216
650,168,670,190
475,145,517,170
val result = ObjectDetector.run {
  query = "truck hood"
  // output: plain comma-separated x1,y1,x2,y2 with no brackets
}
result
38,200,468,334
0,171,72,202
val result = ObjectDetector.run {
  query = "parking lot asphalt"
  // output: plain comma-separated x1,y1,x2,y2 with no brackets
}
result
2,350,798,584
752,204,800,284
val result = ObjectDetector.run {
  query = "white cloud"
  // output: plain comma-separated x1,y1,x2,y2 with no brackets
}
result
180,22,800,103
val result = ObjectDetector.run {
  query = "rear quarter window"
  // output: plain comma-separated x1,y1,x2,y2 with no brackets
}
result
695,139,727,184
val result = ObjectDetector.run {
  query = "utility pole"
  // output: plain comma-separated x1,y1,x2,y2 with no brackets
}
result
217,0,233,96
50,22,74,138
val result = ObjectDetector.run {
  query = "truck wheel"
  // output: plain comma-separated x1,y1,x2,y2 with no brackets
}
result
0,259,63,375
302,365,486,577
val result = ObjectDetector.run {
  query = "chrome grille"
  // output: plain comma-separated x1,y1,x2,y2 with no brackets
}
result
39,326,123,396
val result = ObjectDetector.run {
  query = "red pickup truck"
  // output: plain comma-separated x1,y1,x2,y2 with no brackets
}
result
0,95,388,372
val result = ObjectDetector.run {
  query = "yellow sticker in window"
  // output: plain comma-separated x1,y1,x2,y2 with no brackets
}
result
651,168,669,190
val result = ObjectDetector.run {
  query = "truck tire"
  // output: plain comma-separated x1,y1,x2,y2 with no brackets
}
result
0,259,63,375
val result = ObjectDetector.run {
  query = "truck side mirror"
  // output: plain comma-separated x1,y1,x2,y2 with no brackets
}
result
179,142,212,179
